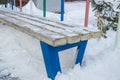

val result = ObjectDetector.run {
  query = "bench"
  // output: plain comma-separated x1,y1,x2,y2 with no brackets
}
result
0,9,102,80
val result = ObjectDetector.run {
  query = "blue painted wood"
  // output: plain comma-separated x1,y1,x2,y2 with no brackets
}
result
11,0,14,10
61,0,64,21
40,40,88,80
54,41,87,51
75,40,88,65
40,41,61,80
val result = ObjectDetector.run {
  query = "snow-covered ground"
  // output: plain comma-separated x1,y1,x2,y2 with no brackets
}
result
0,1,120,80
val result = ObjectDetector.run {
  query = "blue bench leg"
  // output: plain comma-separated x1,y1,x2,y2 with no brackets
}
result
75,40,88,65
40,41,61,80
40,40,88,80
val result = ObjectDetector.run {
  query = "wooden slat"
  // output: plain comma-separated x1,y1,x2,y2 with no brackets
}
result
0,9,101,39
0,9,102,46
0,12,81,43
0,14,67,46
0,11,93,40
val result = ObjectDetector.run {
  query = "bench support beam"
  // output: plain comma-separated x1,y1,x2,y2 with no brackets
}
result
40,41,61,80
40,40,88,80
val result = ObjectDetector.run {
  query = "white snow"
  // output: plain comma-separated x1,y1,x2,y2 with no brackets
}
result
0,1,120,80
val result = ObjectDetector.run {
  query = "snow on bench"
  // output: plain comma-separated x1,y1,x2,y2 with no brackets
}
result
0,9,102,80
0,9,101,46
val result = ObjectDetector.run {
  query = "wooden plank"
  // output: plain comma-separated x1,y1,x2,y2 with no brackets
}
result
0,14,67,46
0,9,102,44
1,12,81,43
83,27,102,38
0,9,102,39
0,11,92,40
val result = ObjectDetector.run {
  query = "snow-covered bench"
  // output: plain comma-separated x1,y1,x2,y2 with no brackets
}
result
0,9,101,80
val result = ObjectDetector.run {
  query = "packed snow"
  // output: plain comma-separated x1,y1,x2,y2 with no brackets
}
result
0,1,120,80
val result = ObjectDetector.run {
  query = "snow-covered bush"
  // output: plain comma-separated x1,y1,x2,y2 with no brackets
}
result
91,0,119,32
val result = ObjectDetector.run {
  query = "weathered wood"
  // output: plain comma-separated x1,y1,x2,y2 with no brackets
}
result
0,9,102,46
0,14,67,46
0,9,101,39
1,13,81,44
4,12,90,40
15,10,101,36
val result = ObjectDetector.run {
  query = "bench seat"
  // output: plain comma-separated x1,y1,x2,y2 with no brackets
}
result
0,9,102,80
0,9,101,47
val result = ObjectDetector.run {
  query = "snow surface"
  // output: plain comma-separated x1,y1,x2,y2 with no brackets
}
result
0,1,120,80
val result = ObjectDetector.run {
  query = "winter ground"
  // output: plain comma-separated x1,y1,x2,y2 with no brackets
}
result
0,1,120,80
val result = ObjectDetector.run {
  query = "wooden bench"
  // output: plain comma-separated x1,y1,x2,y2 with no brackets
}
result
0,9,101,80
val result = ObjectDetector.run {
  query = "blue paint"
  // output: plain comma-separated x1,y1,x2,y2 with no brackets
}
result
75,41,88,65
40,40,88,80
54,41,87,51
11,0,14,10
40,42,61,80
61,0,64,21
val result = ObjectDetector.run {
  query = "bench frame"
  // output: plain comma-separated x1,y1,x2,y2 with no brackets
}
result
40,40,88,80
0,9,101,80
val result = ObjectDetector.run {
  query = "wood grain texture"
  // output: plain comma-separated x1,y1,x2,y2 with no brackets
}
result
0,9,102,46
1,9,102,39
